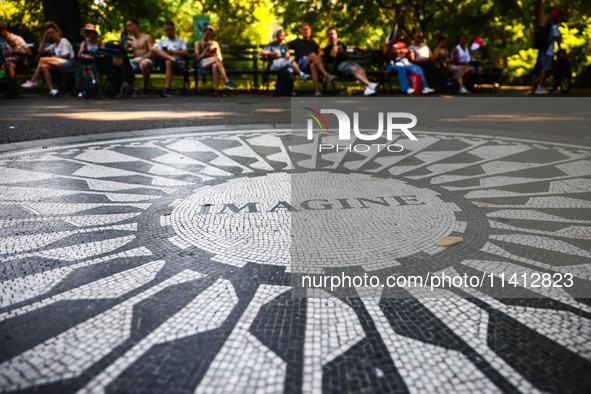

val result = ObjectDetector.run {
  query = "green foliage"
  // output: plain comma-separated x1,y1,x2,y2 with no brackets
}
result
1,0,589,85
0,0,44,42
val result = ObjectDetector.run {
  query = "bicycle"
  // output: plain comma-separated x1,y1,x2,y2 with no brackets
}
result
549,49,572,94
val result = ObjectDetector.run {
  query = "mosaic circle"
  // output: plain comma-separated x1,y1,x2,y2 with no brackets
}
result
0,127,590,393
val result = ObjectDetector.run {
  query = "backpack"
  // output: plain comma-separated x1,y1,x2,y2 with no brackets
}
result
273,68,294,96
534,25,551,50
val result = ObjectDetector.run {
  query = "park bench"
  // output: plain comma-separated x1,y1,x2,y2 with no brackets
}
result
323,48,388,93
20,42,191,94
187,44,259,92
19,43,81,91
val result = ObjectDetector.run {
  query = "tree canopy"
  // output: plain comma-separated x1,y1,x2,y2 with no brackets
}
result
1,0,589,84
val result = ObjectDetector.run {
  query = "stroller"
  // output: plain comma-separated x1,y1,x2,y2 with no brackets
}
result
0,43,18,98
96,41,134,98
74,50,102,99
73,42,134,99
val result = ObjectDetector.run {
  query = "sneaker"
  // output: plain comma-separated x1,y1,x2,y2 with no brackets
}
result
160,88,171,98
49,89,59,97
458,86,471,94
300,72,310,82
325,73,335,83
405,88,415,95
363,86,376,96
77,92,85,98
224,81,237,89
314,90,323,97
213,90,220,97
142,88,149,96
21,80,38,88
422,87,435,94
368,82,378,90
534,88,549,95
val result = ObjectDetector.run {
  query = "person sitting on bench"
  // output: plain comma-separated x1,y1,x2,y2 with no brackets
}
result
288,23,335,97
323,28,378,96
260,28,309,81
122,18,176,96
384,31,434,95
21,21,74,97
155,21,188,98
194,25,236,97
0,20,31,78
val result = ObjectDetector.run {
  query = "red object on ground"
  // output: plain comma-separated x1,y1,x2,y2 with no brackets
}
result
408,74,422,95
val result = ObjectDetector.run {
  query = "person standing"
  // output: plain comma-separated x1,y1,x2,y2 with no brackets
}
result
21,21,74,97
288,23,335,97
530,7,565,95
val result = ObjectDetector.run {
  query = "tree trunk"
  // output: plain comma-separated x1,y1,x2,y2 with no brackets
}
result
41,0,83,43
535,0,546,26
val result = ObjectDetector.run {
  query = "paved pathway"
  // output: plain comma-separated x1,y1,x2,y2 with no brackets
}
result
0,118,590,392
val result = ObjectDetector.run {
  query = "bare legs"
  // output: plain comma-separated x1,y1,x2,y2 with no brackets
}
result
305,53,332,94
164,60,174,89
201,57,230,90
29,57,63,91
350,66,370,86
290,60,303,75
139,48,177,91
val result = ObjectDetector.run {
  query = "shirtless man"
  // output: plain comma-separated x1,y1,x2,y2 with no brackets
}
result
122,18,175,95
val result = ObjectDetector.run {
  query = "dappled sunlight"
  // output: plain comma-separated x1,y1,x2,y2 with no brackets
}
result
441,114,588,122
255,108,289,113
27,111,237,121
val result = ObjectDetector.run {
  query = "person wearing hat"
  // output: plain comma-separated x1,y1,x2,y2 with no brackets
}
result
78,24,104,58
0,20,30,77
75,23,104,98
21,21,75,97
530,7,565,95
195,25,236,97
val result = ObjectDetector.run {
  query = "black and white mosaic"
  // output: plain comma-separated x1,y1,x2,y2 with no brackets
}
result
0,127,590,392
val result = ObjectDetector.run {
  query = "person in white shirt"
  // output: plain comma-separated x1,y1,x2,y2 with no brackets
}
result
409,32,447,92
153,21,188,97
21,21,75,97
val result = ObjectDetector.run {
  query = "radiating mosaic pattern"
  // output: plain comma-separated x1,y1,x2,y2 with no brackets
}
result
0,128,590,392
